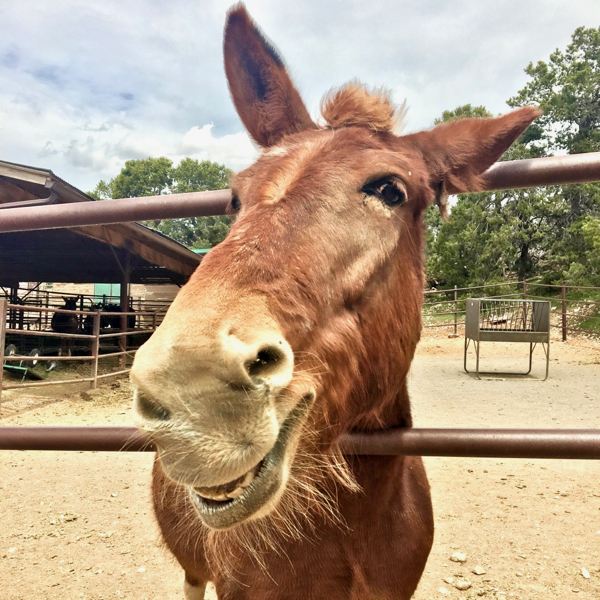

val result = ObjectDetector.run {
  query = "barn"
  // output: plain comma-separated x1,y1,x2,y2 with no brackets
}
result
0,160,200,294
0,160,201,388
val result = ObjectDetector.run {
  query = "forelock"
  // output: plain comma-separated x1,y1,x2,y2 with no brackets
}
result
320,82,406,133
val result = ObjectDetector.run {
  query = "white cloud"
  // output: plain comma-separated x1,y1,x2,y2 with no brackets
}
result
178,124,257,167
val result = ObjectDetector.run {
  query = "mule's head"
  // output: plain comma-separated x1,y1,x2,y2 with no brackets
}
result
131,5,539,531
63,297,77,309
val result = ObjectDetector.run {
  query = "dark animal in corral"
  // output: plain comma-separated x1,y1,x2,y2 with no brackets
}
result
50,297,78,334
83,302,136,333
101,303,136,330
51,297,79,357
130,5,540,599
82,304,101,334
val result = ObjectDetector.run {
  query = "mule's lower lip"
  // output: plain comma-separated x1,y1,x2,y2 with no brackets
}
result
189,391,315,529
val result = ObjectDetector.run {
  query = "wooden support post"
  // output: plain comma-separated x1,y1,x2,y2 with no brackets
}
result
16,289,24,331
522,280,527,300
0,299,7,405
561,283,567,342
90,311,101,389
454,285,458,335
119,253,131,368
44,293,49,329
9,287,17,330
78,295,85,329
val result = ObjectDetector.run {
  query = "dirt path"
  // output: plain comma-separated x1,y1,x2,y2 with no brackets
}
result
1,333,599,599
411,335,600,599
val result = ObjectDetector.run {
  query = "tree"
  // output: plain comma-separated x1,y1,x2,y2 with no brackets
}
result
509,27,600,156
171,158,232,194
427,28,600,288
508,27,600,284
113,157,173,199
434,104,495,124
88,179,113,201
88,157,233,249
426,105,554,287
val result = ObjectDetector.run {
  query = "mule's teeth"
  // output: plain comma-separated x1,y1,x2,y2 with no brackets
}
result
226,486,245,499
195,488,229,501
194,462,261,501
241,470,255,487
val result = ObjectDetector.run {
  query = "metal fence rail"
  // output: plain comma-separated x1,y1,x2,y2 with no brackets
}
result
423,280,600,341
1,151,599,456
1,426,600,460
0,299,159,397
0,153,599,234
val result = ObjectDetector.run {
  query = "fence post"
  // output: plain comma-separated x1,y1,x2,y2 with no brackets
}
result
90,311,100,389
522,280,527,300
152,312,157,332
453,285,458,335
0,299,7,405
561,283,567,342
9,287,17,329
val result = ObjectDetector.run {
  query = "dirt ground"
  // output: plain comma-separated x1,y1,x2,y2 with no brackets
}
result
1,331,599,600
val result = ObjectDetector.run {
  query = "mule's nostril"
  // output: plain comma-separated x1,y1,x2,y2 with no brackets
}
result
135,392,170,422
246,346,285,378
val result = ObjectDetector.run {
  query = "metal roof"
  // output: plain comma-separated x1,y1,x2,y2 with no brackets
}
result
0,161,200,286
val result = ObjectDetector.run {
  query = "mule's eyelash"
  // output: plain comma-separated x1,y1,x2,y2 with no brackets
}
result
228,195,241,214
361,176,408,207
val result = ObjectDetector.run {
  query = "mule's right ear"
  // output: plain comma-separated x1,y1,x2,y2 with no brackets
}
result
224,4,316,147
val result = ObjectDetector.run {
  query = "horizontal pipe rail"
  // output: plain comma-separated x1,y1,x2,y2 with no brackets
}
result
1,377,94,390
7,303,83,315
98,331,141,339
0,427,599,459
0,189,231,233
96,369,131,380
481,152,600,191
424,281,522,295
4,354,91,362
97,350,135,359
5,328,94,340
338,429,600,459
0,154,598,233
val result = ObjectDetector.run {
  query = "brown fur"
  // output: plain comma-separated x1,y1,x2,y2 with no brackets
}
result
321,82,406,133
130,4,540,599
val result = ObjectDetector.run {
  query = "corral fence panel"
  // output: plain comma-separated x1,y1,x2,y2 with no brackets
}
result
1,151,600,457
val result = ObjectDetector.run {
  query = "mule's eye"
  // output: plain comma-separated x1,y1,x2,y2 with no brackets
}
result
230,195,241,212
362,177,407,207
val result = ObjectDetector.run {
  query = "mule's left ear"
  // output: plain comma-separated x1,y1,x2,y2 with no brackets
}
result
410,106,541,211
224,4,317,147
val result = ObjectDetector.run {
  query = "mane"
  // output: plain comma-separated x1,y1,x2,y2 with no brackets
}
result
320,82,406,133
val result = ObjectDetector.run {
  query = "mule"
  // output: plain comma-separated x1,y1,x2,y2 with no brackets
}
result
83,302,136,333
51,296,79,357
130,5,539,599
50,296,78,334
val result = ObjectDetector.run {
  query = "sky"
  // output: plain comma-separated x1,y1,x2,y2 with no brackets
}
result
1,0,599,194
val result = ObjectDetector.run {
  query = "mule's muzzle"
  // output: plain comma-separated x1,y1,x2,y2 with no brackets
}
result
189,390,316,529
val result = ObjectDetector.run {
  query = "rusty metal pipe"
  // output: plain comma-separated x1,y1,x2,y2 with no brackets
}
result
0,189,231,234
0,154,599,234
0,427,152,452
337,428,600,459
1,427,600,459
481,152,600,191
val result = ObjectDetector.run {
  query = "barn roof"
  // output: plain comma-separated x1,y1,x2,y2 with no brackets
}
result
0,161,201,287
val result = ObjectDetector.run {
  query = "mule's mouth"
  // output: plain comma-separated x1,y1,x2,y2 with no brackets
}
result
193,460,263,503
189,390,315,529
